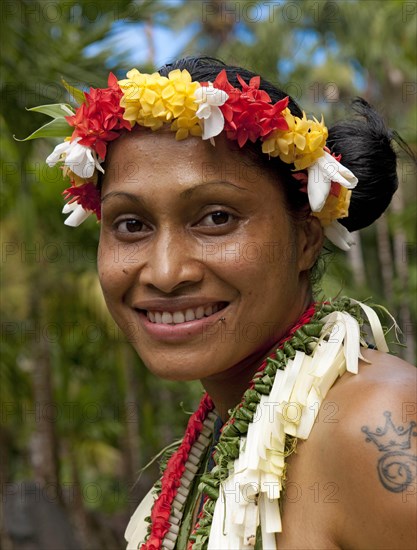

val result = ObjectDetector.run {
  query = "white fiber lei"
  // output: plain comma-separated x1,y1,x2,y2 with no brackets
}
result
125,300,391,550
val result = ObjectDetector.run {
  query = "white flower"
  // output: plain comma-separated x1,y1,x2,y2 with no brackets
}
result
46,141,70,166
324,220,356,251
307,151,358,212
46,137,104,179
195,84,229,140
62,201,91,227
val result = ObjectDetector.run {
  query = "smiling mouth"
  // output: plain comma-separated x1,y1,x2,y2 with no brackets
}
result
137,302,228,325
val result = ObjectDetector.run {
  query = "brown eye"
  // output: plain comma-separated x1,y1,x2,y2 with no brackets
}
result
116,219,145,233
211,211,229,225
126,220,143,232
200,210,232,227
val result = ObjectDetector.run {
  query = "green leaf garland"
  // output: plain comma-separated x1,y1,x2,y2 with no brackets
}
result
190,297,364,549
140,297,370,550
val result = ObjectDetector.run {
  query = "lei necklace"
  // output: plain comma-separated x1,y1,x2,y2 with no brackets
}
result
125,297,391,550
19,68,358,250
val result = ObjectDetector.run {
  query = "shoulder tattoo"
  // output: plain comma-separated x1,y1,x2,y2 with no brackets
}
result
361,411,417,493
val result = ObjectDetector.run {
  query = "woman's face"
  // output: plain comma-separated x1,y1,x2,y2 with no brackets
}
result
98,130,321,381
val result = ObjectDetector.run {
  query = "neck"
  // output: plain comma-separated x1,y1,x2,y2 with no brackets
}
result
200,297,313,421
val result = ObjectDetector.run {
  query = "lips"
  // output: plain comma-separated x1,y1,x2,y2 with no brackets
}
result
137,302,228,325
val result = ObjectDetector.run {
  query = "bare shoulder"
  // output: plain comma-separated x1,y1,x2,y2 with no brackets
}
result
321,349,417,549
322,348,416,447
328,347,416,410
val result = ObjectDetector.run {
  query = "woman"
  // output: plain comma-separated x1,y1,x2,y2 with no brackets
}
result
25,56,416,549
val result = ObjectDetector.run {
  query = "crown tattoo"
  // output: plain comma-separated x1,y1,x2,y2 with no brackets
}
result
362,411,417,452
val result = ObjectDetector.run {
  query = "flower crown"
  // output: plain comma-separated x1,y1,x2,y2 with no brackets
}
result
20,68,358,250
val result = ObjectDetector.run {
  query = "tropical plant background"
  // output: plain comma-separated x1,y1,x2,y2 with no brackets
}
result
1,0,416,547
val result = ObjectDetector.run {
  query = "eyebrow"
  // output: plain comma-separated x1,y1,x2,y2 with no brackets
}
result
179,181,253,199
101,191,144,204
101,181,253,204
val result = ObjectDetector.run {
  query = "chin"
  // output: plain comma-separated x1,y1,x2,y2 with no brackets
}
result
140,358,206,382
136,348,229,382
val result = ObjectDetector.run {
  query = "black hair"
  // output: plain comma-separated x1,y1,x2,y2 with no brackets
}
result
158,56,403,232
326,99,399,231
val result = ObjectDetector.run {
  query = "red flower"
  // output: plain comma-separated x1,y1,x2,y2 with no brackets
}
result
212,70,289,147
259,98,290,137
324,145,342,163
141,393,215,550
63,182,101,219
329,181,343,197
66,73,131,159
236,73,271,102
210,69,238,97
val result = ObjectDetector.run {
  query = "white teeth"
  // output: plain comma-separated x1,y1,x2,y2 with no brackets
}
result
185,309,196,322
173,311,185,324
162,312,173,324
146,303,225,324
195,306,205,319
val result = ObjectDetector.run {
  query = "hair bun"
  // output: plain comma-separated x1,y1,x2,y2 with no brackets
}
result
327,98,399,232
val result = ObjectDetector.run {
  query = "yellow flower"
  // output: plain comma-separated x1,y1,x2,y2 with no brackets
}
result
62,166,98,186
118,68,202,139
164,69,202,139
262,109,328,170
171,117,202,140
313,184,352,226
118,69,169,129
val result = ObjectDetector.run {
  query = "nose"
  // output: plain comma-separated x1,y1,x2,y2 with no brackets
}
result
139,229,204,294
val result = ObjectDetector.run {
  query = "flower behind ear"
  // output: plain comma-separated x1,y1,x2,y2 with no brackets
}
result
46,138,104,178
324,221,356,251
307,151,357,212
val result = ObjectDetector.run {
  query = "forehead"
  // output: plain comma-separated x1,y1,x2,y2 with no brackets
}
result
102,129,281,194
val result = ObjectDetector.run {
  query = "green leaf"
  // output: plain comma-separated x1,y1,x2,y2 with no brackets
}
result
14,118,73,141
61,78,86,105
26,103,74,119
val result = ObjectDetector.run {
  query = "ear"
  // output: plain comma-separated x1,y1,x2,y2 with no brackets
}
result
296,215,324,272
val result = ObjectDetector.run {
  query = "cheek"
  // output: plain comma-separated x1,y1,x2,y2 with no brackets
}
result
97,240,129,305
224,223,299,282
206,227,300,306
